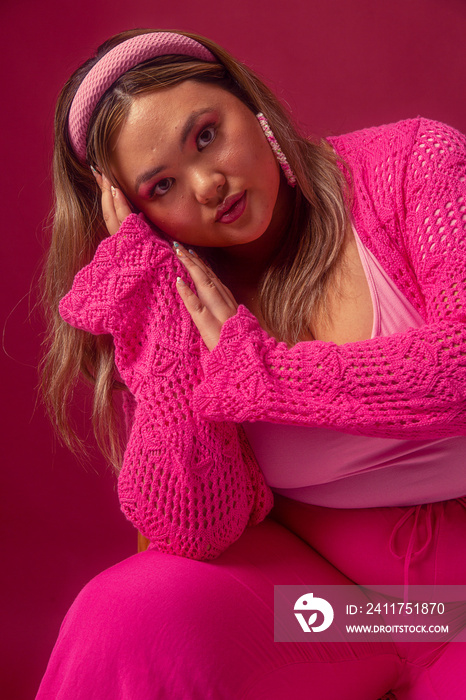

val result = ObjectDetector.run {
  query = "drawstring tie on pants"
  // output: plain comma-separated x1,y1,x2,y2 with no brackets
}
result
388,504,434,607
388,498,466,607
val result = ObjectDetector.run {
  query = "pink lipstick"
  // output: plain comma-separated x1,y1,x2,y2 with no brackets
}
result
215,191,247,224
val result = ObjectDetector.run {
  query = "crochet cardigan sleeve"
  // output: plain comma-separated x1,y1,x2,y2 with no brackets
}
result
193,119,466,439
59,214,274,560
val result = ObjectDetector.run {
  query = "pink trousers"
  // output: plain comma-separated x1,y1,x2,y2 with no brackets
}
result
35,495,466,699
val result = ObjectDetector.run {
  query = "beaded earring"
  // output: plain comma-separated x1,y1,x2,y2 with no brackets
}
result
256,113,296,187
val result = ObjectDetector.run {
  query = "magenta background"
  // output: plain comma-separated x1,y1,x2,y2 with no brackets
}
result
2,0,466,697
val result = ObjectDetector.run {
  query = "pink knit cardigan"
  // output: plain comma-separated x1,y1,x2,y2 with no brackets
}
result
59,117,466,560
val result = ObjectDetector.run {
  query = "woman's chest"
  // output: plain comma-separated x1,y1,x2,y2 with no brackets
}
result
311,234,374,344
243,231,374,346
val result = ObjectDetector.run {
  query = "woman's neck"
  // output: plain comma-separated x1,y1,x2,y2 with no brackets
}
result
212,178,295,293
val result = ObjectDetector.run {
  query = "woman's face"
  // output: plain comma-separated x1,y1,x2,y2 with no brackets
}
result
109,80,288,249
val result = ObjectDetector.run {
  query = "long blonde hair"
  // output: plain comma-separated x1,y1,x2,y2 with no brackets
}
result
40,28,352,469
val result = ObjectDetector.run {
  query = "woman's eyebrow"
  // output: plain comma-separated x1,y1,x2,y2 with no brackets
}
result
135,164,166,193
179,107,213,147
135,107,215,193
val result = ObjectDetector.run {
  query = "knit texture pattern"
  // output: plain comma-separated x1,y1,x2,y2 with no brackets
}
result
194,118,466,438
59,215,274,560
60,117,466,559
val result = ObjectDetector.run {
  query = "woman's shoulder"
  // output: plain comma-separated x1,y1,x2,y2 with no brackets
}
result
326,117,466,165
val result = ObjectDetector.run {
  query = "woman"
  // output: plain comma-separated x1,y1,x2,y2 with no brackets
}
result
37,28,466,699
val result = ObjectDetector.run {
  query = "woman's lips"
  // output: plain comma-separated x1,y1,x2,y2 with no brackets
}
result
216,191,247,224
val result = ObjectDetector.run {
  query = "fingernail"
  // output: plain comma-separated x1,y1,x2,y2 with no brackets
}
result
188,249,196,256
176,276,185,285
173,241,180,248
90,165,98,177
111,186,117,198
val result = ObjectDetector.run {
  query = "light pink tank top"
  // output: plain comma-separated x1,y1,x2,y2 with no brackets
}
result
241,227,466,508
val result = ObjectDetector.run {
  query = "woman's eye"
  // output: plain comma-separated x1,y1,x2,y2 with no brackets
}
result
197,125,216,150
153,178,174,196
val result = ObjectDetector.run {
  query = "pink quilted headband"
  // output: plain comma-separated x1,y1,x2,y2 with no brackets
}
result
68,32,217,162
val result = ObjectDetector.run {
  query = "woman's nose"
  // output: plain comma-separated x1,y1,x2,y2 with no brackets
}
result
192,170,226,204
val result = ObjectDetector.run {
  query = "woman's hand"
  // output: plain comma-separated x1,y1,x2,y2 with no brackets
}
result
174,243,239,351
92,168,132,235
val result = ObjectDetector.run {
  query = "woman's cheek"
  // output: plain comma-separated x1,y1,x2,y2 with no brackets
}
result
165,198,190,232
217,142,238,173
150,201,191,238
